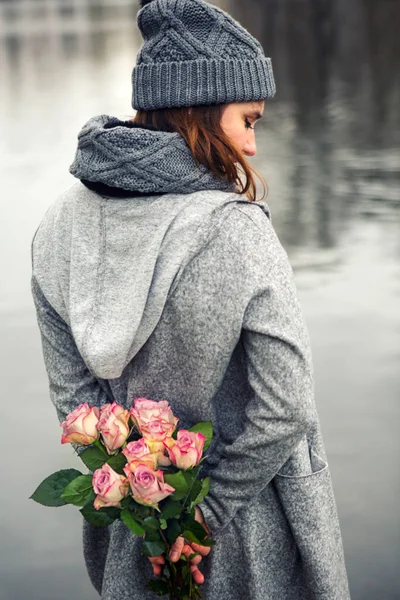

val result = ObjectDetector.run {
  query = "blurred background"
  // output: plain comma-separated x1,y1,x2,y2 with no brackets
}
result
0,0,399,599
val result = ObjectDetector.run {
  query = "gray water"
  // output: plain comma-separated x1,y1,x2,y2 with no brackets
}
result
0,1,399,599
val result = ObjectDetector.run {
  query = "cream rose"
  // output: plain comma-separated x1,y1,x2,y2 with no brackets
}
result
164,430,206,470
130,398,178,438
122,438,161,470
98,402,130,455
61,403,100,446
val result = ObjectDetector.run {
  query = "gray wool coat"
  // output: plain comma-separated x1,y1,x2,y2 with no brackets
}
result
31,183,351,600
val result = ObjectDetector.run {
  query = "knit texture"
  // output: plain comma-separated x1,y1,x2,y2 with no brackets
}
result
132,0,276,109
69,115,237,194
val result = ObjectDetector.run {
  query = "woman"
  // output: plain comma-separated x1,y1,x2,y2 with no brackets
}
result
31,0,351,598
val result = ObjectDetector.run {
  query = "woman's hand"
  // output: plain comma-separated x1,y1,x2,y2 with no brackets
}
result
148,506,211,585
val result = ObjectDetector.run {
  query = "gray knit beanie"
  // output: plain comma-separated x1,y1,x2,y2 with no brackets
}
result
132,0,276,110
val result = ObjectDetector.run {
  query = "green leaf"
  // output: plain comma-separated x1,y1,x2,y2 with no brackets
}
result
107,453,127,475
181,513,212,543
100,506,122,520
159,518,168,530
141,540,167,557
80,501,120,526
186,479,202,507
79,447,108,471
30,469,82,507
181,530,215,547
182,518,208,542
165,518,181,545
61,474,95,507
188,421,213,451
121,509,145,536
164,472,190,500
142,516,159,531
146,580,169,596
182,469,198,486
145,528,162,542
181,510,196,527
191,477,210,508
159,498,183,520
124,496,151,517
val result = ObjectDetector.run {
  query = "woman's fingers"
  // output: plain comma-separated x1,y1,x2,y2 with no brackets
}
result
194,506,210,532
148,555,165,576
169,535,185,561
147,533,210,581
182,544,202,564
182,545,206,585
185,551,202,565
190,563,205,585
148,556,165,565
189,541,211,556
151,563,163,576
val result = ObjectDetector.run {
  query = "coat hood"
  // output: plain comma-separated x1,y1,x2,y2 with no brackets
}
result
32,118,271,379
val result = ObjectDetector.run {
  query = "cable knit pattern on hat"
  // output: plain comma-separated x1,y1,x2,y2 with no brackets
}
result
69,115,237,195
132,0,276,110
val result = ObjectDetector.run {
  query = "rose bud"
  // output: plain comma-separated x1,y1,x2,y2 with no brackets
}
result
92,463,129,510
164,430,206,470
98,402,130,455
61,403,100,445
124,463,175,510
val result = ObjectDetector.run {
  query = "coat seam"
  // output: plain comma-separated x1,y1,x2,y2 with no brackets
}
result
233,205,271,234
82,198,107,371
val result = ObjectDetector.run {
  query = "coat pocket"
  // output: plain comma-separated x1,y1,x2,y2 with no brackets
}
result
273,436,351,599
276,434,328,478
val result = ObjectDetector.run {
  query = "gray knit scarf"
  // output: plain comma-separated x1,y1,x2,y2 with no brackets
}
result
69,114,237,196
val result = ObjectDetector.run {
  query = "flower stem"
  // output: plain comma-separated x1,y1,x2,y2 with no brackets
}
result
181,465,201,510
155,509,201,599
93,439,108,455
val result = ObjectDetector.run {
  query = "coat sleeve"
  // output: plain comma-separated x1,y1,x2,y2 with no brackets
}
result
31,274,112,427
198,213,315,537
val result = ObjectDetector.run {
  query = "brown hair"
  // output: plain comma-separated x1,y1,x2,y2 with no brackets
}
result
132,104,266,202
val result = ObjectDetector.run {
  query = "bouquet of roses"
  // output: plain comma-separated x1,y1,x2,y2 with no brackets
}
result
30,397,215,600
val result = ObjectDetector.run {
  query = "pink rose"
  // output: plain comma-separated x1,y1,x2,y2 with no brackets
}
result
98,402,130,455
123,438,172,469
140,419,177,442
122,438,158,470
164,430,206,470
123,438,153,462
124,463,175,509
92,463,129,510
130,398,179,439
61,403,100,445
